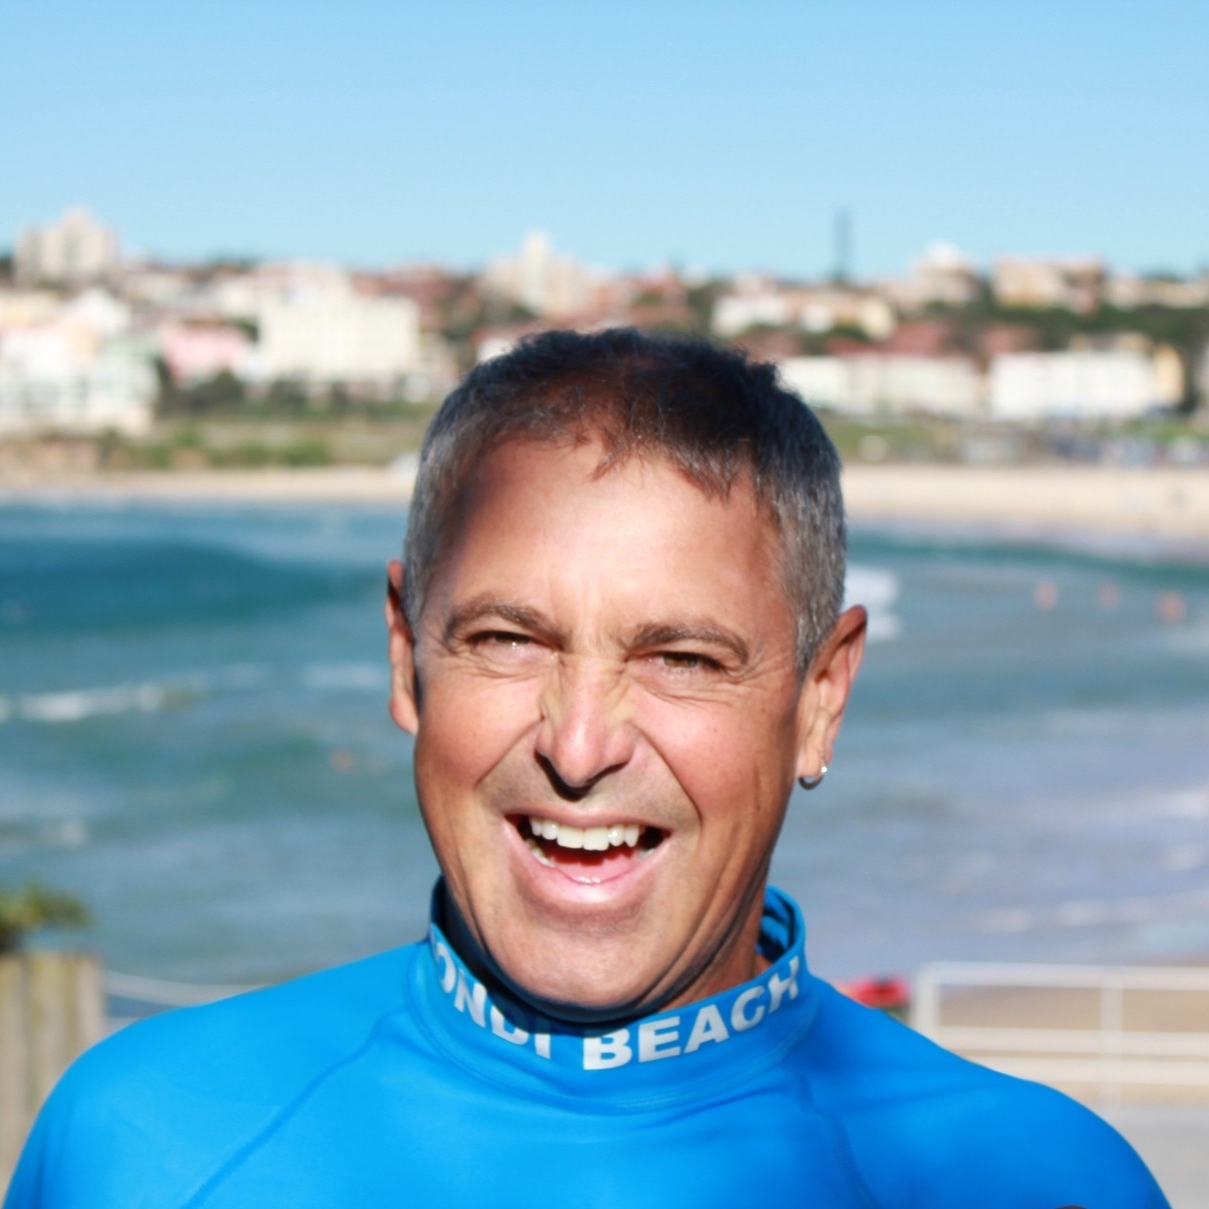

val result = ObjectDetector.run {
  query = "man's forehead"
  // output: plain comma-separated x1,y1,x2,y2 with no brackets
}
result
427,437,793,628
455,434,756,517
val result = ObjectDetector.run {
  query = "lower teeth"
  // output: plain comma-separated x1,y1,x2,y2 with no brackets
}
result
525,836,555,867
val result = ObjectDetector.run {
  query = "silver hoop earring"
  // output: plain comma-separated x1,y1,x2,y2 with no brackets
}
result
798,763,828,791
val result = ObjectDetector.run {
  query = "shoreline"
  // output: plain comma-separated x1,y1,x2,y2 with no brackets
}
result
842,464,1209,560
4,463,1209,559
0,465,418,506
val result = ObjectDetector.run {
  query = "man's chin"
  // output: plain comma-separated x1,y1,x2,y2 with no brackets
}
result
439,882,675,1023
481,894,765,1024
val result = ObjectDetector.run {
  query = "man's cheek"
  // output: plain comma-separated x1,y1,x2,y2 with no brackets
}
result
428,676,536,735
640,708,742,795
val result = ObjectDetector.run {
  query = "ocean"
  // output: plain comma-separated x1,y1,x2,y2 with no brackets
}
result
1,501,1208,987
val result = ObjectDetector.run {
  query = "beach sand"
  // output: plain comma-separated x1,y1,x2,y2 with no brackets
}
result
3,463,1209,554
0,465,418,506
843,463,1209,551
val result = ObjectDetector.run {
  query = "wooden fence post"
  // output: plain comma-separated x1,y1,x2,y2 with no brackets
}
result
0,957,28,1190
0,952,104,1190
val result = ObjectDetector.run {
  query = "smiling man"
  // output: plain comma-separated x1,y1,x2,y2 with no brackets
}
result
8,331,1168,1208
390,436,838,1021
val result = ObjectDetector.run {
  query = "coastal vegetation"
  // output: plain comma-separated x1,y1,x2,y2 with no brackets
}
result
0,884,89,953
1,404,1206,478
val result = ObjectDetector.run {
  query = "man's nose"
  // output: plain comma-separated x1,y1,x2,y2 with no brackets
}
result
534,656,636,795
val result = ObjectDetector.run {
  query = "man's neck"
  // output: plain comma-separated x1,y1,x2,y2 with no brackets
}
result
434,883,772,1029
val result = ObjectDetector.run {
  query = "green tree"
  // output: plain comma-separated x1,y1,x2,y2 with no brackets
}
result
0,884,90,953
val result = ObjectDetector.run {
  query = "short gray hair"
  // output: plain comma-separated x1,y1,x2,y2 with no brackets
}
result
403,328,846,669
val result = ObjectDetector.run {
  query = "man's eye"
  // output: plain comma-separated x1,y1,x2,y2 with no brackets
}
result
472,631,534,651
657,651,717,672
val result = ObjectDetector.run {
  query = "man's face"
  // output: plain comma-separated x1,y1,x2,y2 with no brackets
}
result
389,439,860,1017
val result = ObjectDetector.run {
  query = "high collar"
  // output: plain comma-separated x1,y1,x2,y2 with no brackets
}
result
406,884,820,1109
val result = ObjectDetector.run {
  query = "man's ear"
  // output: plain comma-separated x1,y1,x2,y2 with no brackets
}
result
385,559,420,735
795,605,867,782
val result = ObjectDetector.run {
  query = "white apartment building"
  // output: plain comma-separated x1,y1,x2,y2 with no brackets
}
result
778,357,850,410
15,207,120,286
0,290,61,329
714,282,894,341
484,232,599,319
804,291,896,340
780,354,983,417
120,268,200,308
882,242,982,310
0,331,156,435
714,291,790,334
993,257,1104,312
204,261,350,324
0,286,154,434
1105,273,1209,309
988,349,1170,420
257,283,422,384
58,288,132,344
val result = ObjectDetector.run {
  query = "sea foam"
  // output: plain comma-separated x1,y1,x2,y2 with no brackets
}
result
844,564,901,642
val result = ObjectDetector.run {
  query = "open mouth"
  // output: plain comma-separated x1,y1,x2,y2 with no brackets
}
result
512,815,665,883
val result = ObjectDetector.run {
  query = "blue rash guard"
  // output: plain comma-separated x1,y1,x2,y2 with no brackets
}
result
7,887,1168,1208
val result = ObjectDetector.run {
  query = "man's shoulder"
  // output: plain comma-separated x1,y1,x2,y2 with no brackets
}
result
5,944,426,1209
801,982,1168,1208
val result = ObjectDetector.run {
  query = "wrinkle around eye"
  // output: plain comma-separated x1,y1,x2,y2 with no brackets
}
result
456,630,553,671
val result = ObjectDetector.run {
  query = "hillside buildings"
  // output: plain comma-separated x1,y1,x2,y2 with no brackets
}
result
780,354,985,418
712,276,896,341
992,257,1105,313
483,231,603,319
1,211,1205,439
882,242,983,310
258,278,422,385
716,244,1202,424
0,288,155,435
781,338,1183,422
16,207,120,288
988,344,1184,421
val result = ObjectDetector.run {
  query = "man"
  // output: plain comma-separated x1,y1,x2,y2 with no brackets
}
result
8,330,1167,1207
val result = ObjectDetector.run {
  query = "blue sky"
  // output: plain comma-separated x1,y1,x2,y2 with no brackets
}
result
4,0,1207,278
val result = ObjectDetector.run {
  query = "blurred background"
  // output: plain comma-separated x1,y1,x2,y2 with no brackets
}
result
2,1,1209,1188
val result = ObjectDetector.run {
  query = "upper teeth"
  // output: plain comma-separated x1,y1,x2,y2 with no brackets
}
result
529,817,642,851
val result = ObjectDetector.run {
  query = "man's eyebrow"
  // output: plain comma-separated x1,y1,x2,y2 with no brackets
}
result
442,597,560,645
629,622,751,665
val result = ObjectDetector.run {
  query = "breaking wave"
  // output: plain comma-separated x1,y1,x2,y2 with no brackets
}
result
0,665,263,725
301,662,388,692
977,884,1209,934
844,564,901,643
9,682,180,724
0,660,391,725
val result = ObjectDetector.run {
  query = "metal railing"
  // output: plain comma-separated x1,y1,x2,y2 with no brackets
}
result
912,961,1209,1103
103,970,261,1030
